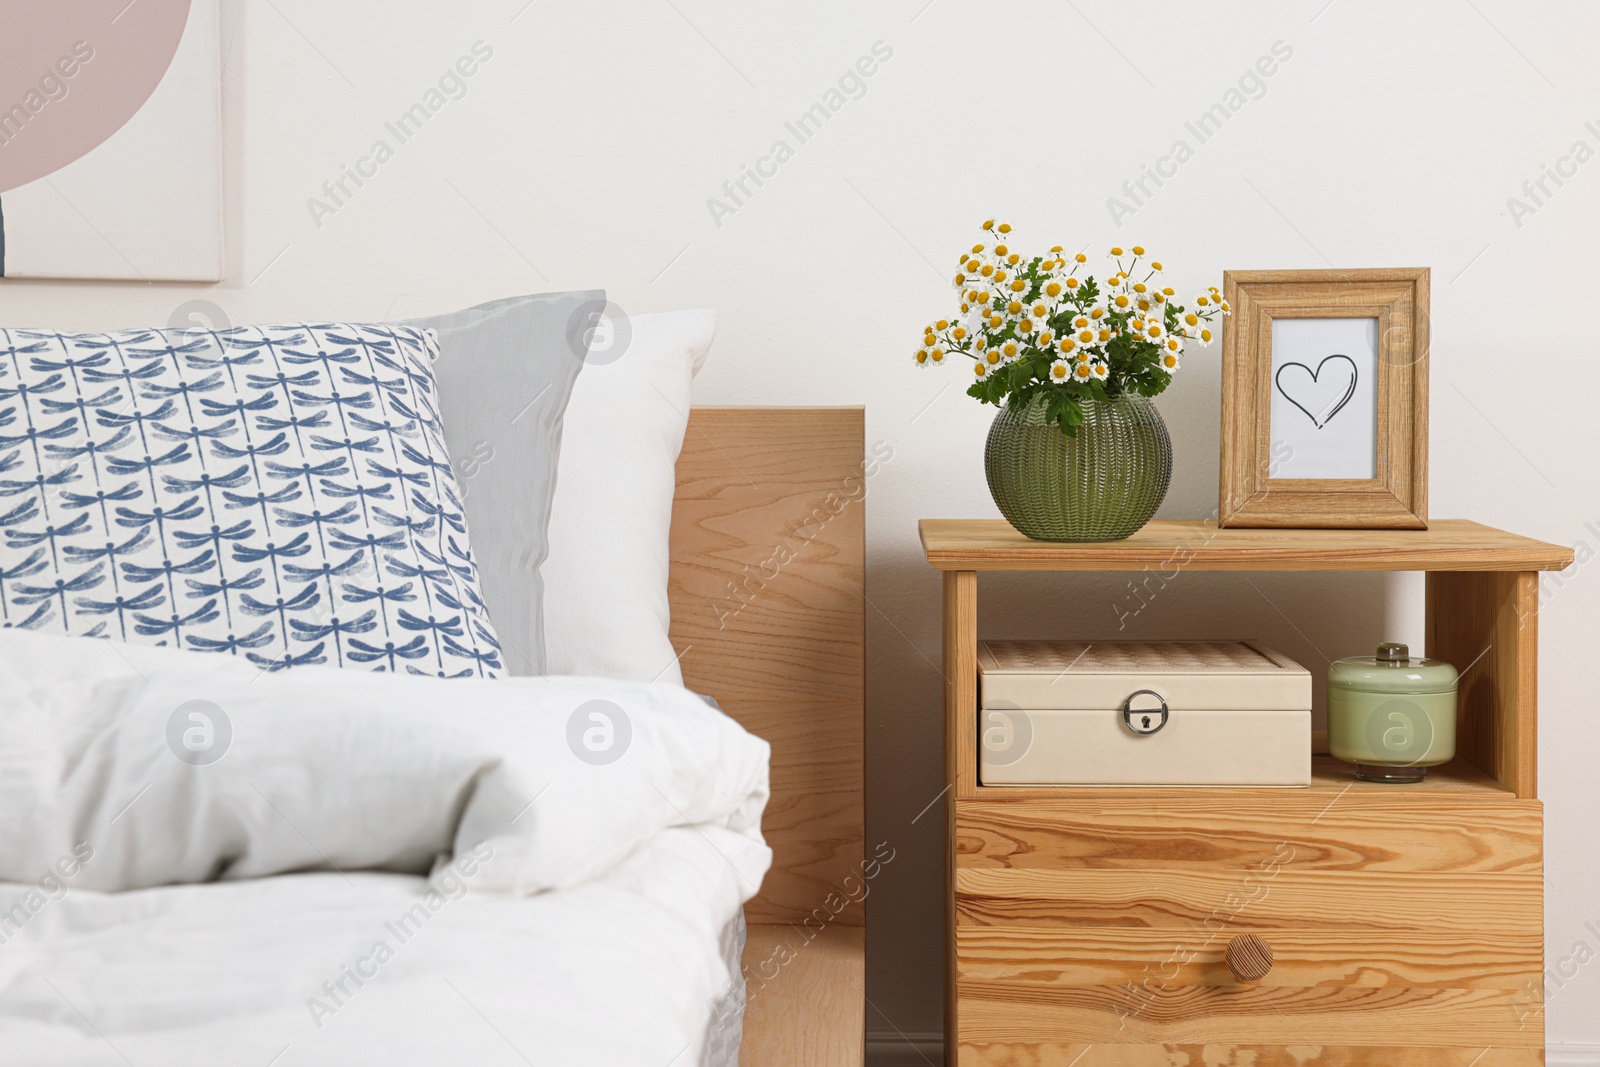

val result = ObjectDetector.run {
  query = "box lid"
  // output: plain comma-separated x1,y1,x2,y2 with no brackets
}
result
978,639,1311,711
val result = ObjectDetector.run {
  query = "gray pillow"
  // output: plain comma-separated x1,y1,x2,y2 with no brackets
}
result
406,291,601,675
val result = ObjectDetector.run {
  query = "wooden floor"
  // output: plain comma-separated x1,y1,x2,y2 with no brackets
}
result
739,924,865,1066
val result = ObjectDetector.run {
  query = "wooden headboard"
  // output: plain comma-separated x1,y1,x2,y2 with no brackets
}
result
668,407,865,926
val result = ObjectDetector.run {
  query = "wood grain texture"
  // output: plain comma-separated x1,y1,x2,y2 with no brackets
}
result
953,985,1542,1049
670,407,865,925
957,985,1540,1047
1224,933,1274,981
1218,268,1430,529
957,1042,1543,1066
1427,570,1541,799
740,923,864,1066
955,794,1542,873
964,754,1514,803
958,926,1540,990
955,869,1542,936
919,518,1572,572
942,569,979,1057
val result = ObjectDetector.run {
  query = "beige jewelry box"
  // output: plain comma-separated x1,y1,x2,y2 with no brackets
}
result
977,639,1312,786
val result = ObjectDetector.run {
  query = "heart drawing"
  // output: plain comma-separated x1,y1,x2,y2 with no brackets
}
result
1275,354,1359,430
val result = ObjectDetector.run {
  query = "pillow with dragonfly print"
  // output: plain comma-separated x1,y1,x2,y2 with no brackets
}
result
0,322,504,677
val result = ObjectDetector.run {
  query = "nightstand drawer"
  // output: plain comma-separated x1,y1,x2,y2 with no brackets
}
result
954,787,1543,874
954,865,1542,1059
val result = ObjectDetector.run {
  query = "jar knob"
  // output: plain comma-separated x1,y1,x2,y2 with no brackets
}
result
1376,642,1409,664
1225,934,1274,982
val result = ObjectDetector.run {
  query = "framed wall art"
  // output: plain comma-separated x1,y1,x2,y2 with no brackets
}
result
1218,268,1429,528
0,0,221,281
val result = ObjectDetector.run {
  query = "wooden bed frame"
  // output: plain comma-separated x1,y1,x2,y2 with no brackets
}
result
668,407,866,1066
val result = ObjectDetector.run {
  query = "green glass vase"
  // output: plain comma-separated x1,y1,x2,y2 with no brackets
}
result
984,392,1172,542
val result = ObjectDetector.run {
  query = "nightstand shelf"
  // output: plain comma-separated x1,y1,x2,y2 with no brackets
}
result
922,518,1572,1067
964,755,1516,802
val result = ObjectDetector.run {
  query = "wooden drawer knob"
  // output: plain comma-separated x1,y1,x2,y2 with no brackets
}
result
1225,934,1273,982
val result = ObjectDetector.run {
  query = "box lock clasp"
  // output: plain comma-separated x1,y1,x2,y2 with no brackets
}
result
1121,689,1169,736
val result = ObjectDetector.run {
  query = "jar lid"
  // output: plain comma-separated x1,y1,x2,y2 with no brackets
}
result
1327,642,1458,694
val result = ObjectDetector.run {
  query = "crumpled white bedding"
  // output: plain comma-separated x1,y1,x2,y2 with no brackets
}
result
0,631,771,1066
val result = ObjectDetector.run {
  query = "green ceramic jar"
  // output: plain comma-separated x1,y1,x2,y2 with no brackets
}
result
1327,642,1458,783
983,392,1172,542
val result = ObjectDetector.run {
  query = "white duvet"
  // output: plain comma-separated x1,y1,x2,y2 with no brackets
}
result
0,631,771,1066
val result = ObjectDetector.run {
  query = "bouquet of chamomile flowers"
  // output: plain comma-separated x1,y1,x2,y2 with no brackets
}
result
914,221,1228,434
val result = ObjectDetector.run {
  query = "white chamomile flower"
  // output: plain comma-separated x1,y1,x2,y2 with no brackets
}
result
1145,321,1166,341
1005,298,1026,318
973,360,990,380
1090,360,1109,381
1110,292,1133,311
1160,351,1181,372
1199,327,1215,344
1037,329,1054,347
1041,278,1066,301
1165,336,1183,355
1073,360,1095,381
1089,306,1106,321
1057,336,1076,356
915,348,930,366
1048,358,1073,383
1075,326,1096,345
1029,301,1051,322
1071,315,1091,331
998,338,1024,362
929,347,947,364
1016,318,1036,336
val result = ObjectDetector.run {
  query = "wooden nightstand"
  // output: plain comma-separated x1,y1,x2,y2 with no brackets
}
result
920,518,1573,1067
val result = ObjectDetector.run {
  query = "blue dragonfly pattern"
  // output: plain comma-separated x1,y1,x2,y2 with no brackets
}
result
0,324,502,675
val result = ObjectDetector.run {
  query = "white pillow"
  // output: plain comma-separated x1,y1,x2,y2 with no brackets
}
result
542,309,715,684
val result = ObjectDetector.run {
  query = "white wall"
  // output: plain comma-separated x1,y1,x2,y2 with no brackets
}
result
6,0,1598,1052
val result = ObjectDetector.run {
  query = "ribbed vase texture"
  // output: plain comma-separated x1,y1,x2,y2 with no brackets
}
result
984,393,1172,542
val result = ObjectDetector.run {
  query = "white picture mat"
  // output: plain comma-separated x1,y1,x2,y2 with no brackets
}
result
1,0,221,281
1268,315,1378,480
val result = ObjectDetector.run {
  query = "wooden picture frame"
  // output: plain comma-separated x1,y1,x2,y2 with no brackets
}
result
1218,268,1429,528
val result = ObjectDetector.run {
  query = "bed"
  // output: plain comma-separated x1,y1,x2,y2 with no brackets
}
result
671,408,867,1066
0,405,866,1066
